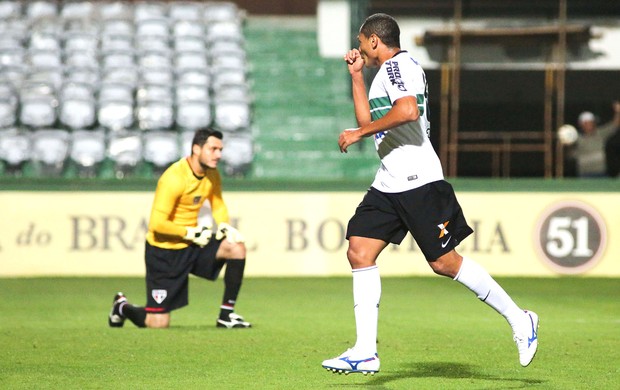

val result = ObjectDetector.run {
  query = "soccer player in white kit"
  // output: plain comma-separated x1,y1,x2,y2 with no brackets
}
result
321,13,539,375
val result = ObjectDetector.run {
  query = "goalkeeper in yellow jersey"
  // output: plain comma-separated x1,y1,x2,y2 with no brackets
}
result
108,128,251,329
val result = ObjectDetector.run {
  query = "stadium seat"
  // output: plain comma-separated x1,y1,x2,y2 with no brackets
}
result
20,82,58,128
102,66,138,88
221,133,254,176
0,127,30,175
206,21,244,44
101,50,135,71
64,50,98,69
61,1,95,19
142,130,180,174
214,83,251,102
177,69,210,87
70,129,106,177
176,83,211,130
177,99,211,131
180,130,195,156
134,2,166,21
101,19,134,37
108,130,142,179
138,52,172,70
59,83,96,129
174,37,207,53
98,98,134,131
31,128,70,177
26,1,58,20
140,68,174,86
99,2,133,20
0,47,25,68
0,82,18,127
136,18,169,39
0,1,21,19
136,84,174,130
212,68,246,91
100,34,133,53
169,2,202,21
214,100,251,132
64,66,99,86
173,21,205,39
175,52,208,72
204,2,241,24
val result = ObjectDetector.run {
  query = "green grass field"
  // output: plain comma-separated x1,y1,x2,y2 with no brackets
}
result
1,276,618,389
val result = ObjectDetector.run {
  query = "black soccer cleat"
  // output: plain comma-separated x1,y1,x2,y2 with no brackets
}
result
108,292,127,328
216,313,252,329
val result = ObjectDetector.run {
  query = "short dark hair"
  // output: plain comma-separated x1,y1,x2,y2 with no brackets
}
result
191,128,223,152
360,13,400,49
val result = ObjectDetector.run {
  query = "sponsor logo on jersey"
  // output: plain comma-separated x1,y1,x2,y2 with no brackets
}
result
534,200,607,274
152,289,167,304
385,60,406,91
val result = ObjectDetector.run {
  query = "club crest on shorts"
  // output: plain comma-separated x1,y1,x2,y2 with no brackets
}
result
152,289,167,304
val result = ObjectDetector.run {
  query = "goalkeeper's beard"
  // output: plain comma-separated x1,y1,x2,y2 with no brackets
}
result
199,161,217,172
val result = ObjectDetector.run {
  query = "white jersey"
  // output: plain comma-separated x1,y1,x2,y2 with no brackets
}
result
368,51,444,193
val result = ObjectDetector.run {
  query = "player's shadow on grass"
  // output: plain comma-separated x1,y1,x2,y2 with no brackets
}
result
363,362,545,388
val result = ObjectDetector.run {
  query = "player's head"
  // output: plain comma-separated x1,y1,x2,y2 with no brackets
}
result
359,13,400,50
191,128,224,170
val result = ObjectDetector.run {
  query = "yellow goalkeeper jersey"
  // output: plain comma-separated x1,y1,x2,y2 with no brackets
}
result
146,157,229,249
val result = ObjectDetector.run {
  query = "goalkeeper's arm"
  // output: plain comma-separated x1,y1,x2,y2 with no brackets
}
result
150,208,213,246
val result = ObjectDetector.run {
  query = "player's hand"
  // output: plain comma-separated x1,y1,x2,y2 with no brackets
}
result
343,49,364,74
338,127,362,153
215,222,245,244
184,225,213,247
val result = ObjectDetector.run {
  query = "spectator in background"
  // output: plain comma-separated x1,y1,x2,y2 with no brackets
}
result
572,101,620,177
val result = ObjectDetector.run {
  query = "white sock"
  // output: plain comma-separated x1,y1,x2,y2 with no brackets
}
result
454,257,524,330
352,265,381,356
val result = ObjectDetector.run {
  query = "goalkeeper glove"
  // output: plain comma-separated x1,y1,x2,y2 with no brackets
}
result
184,225,213,247
215,222,245,244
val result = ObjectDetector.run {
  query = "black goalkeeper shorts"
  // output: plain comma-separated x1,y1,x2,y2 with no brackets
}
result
346,181,473,261
144,239,224,313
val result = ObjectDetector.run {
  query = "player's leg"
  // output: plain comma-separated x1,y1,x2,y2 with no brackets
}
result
404,181,538,366
108,292,161,328
348,236,387,355
191,238,251,328
216,240,250,328
323,188,403,374
322,236,385,374
431,251,538,366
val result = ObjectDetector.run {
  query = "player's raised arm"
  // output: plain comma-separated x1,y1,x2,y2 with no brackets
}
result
344,49,371,128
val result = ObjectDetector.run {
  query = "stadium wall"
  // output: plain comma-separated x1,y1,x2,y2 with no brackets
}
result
1,179,618,278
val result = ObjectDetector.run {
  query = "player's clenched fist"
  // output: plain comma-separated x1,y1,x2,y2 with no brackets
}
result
344,49,363,72
184,225,213,247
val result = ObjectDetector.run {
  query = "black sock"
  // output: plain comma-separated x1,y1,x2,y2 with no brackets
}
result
121,302,147,328
219,259,246,320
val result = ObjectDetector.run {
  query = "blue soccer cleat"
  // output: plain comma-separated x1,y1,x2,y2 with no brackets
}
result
322,349,380,375
513,310,539,367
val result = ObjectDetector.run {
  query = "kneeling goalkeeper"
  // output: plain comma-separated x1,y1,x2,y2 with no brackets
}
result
108,128,251,329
